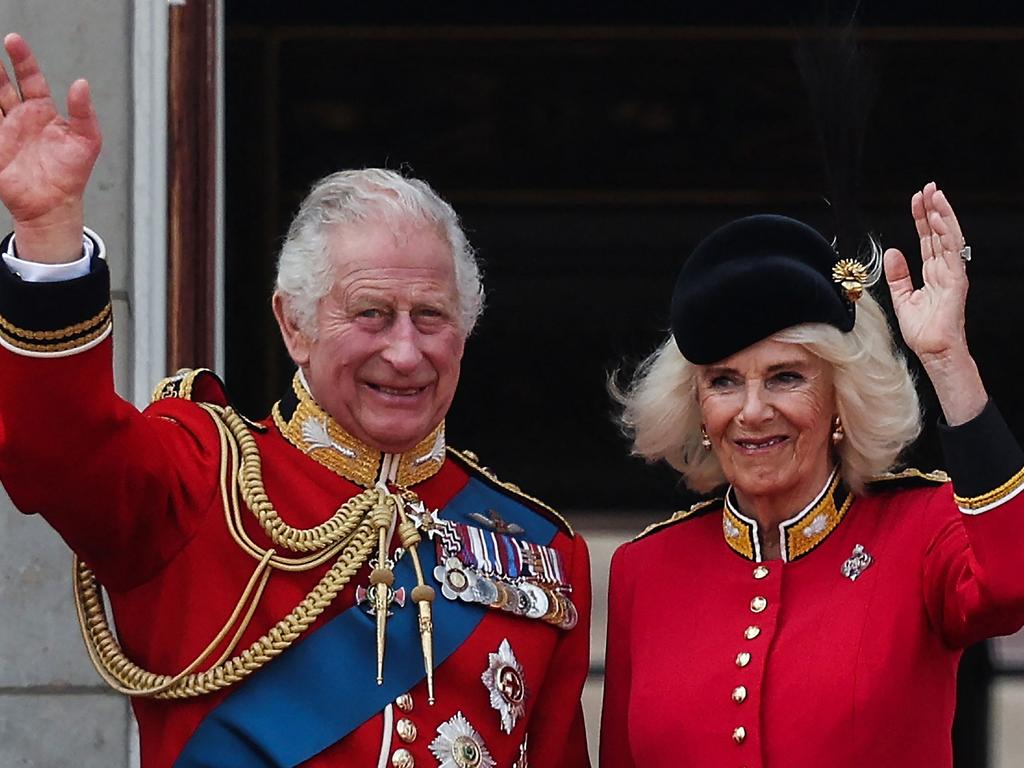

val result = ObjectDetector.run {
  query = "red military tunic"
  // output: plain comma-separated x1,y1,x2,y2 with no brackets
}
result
601,403,1024,768
0,240,591,768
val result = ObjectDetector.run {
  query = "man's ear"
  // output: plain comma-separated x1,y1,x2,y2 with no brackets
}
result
272,292,312,367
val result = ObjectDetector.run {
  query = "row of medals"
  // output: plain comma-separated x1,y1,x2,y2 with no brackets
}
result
433,555,577,630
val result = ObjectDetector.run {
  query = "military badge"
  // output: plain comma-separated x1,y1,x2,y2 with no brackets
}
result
481,639,527,734
429,711,495,768
841,543,873,581
426,515,577,630
512,736,529,768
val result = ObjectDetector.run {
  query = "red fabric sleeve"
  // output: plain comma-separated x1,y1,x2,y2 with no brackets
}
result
527,531,593,768
0,338,222,591
923,484,1024,648
599,542,636,768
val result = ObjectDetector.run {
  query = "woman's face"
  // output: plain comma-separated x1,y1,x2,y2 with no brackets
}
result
696,339,836,513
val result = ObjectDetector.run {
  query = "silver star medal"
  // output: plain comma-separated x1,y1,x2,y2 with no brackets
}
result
481,638,527,734
433,557,478,601
429,711,495,768
841,544,873,581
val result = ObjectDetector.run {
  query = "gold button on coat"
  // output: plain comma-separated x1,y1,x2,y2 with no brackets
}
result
753,566,769,579
744,625,761,640
750,596,768,613
732,685,747,703
391,748,415,768
733,726,747,744
395,693,414,712
736,651,751,667
396,718,418,743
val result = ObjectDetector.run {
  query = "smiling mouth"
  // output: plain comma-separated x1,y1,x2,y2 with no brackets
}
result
735,436,789,451
367,383,428,397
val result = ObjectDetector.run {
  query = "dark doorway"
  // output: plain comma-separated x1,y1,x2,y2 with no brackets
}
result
223,6,1024,516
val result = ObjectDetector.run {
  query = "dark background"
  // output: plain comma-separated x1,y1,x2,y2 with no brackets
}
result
223,3,1024,514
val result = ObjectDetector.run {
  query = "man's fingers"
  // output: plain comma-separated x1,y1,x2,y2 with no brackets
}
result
0,59,19,115
883,247,914,305
66,79,100,143
7,34,51,101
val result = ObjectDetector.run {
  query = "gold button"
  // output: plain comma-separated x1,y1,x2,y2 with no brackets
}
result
732,685,747,703
753,566,769,579
396,718,418,743
391,748,415,768
733,726,747,744
736,651,751,667
750,596,767,613
395,693,414,712
744,625,761,640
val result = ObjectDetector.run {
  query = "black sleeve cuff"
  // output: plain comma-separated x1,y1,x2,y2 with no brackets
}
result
938,399,1024,510
0,232,112,356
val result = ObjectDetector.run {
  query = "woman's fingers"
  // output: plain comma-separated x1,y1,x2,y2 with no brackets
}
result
911,190,935,261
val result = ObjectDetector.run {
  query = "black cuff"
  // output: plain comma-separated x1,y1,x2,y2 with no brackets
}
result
938,399,1024,506
0,232,112,356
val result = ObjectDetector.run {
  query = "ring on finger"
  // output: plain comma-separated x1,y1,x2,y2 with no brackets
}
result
959,245,972,263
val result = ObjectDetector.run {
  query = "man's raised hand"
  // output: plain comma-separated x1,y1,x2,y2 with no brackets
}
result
0,33,101,263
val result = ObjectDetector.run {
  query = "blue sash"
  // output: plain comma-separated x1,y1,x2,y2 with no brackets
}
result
176,476,557,767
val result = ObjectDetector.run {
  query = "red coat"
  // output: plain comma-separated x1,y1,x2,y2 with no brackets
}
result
601,405,1024,768
0,251,591,768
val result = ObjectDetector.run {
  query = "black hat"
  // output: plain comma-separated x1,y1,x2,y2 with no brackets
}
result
671,214,857,365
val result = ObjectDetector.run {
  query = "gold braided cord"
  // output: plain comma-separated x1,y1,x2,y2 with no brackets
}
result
0,303,110,340
72,404,392,699
954,464,1024,510
223,406,378,553
0,318,111,353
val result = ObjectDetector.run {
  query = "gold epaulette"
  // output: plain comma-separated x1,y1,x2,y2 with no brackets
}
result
150,368,265,432
151,367,224,403
866,467,950,491
633,498,722,542
447,446,575,536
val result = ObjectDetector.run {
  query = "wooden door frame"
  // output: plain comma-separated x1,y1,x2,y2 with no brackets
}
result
167,0,222,374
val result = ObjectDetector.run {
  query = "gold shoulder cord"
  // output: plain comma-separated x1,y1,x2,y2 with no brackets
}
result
72,405,405,699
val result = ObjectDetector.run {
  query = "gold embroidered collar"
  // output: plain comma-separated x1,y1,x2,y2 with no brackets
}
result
721,469,852,563
272,372,446,489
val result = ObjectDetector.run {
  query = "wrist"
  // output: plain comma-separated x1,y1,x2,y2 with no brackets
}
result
12,209,86,264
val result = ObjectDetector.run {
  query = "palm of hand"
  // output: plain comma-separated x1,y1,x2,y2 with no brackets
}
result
0,97,97,224
884,183,969,363
891,262,967,359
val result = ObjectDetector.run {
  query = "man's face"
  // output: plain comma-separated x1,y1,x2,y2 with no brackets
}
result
274,218,466,454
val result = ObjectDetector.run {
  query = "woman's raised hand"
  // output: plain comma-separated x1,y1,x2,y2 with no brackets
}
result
884,182,986,425
883,182,970,365
0,33,101,263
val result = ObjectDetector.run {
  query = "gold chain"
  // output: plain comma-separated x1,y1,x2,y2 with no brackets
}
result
72,404,392,699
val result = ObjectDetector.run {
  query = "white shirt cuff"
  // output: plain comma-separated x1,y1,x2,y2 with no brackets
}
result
2,228,100,282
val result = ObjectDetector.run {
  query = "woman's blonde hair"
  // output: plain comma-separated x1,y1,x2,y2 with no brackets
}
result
614,292,921,495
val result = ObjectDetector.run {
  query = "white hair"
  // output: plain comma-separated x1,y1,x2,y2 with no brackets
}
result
274,169,484,335
614,292,922,496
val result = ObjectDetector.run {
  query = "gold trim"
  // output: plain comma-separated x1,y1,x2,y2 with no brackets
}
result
0,303,110,341
954,465,1024,510
634,498,721,542
781,476,852,561
722,505,757,560
870,467,950,484
273,372,446,489
723,472,851,562
0,317,111,354
448,446,574,536
151,368,216,403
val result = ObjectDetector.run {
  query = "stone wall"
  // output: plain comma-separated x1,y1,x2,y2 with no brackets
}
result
0,2,136,765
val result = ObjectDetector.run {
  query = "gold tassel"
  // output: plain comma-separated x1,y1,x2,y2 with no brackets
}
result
396,497,437,704
369,493,397,686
